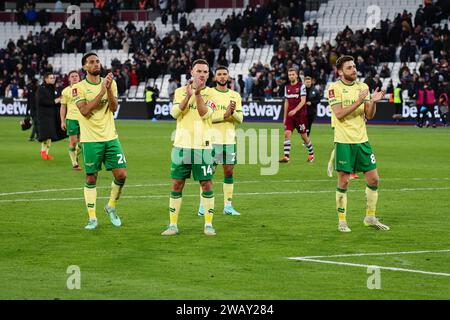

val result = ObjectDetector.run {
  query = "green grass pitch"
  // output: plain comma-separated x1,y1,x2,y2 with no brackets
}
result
0,117,449,299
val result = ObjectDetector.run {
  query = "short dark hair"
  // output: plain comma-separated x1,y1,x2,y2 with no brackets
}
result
215,65,229,73
68,70,79,76
336,55,354,70
82,52,98,66
192,59,209,68
43,72,54,79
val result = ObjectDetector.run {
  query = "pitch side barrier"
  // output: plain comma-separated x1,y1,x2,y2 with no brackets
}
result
0,97,441,124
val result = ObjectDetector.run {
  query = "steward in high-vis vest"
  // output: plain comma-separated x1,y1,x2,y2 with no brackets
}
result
145,86,156,121
393,84,403,123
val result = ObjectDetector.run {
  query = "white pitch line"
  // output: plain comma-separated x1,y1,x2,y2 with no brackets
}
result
2,187,450,203
290,258,450,277
289,249,450,259
1,177,449,197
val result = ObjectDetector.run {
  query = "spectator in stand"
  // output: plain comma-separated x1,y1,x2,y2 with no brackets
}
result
168,78,177,100
380,64,391,78
244,72,254,99
263,72,277,98
237,74,245,97
364,72,377,91
25,4,38,25
139,0,147,11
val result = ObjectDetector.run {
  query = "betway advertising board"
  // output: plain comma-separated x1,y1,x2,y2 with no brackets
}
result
1,98,440,124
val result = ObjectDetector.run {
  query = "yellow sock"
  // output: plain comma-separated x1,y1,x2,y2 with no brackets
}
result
68,147,78,166
169,192,182,226
41,142,46,152
84,183,97,220
366,185,378,217
336,188,347,222
202,191,215,225
108,179,125,208
329,148,335,164
223,182,233,206
75,143,81,155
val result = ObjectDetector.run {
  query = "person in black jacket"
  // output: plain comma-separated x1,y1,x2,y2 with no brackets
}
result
37,73,66,160
305,76,321,136
26,78,39,141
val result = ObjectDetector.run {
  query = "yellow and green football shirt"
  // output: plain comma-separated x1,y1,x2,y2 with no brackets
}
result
170,86,215,149
328,80,370,144
61,85,81,120
73,78,118,143
210,88,243,145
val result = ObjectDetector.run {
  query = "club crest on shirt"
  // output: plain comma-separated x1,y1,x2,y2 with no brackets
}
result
72,88,77,97
329,89,335,98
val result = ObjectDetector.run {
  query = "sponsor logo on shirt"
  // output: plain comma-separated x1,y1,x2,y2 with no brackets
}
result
207,100,217,110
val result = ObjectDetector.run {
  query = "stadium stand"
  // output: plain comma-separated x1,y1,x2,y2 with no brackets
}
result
0,0,449,102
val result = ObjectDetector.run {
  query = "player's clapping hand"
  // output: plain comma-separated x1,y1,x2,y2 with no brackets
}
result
104,72,113,89
194,78,205,95
224,101,236,118
186,79,194,96
371,87,385,103
358,89,369,102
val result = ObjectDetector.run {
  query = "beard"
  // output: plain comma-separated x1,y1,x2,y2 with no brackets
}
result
343,73,357,82
89,70,101,76
217,80,228,86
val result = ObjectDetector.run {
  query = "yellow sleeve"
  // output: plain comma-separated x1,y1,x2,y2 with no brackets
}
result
232,94,243,124
170,88,184,119
201,100,213,120
111,80,118,99
211,109,224,123
327,83,342,107
61,88,68,105
73,83,86,105
210,91,224,123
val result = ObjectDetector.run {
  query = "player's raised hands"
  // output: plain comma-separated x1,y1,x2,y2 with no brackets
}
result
224,101,236,118
186,79,194,96
371,87,385,102
358,89,369,102
194,78,205,95
104,72,113,89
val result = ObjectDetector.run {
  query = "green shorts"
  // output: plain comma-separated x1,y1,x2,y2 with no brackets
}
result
82,138,127,174
171,147,214,181
66,119,80,136
213,144,237,165
335,142,377,173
